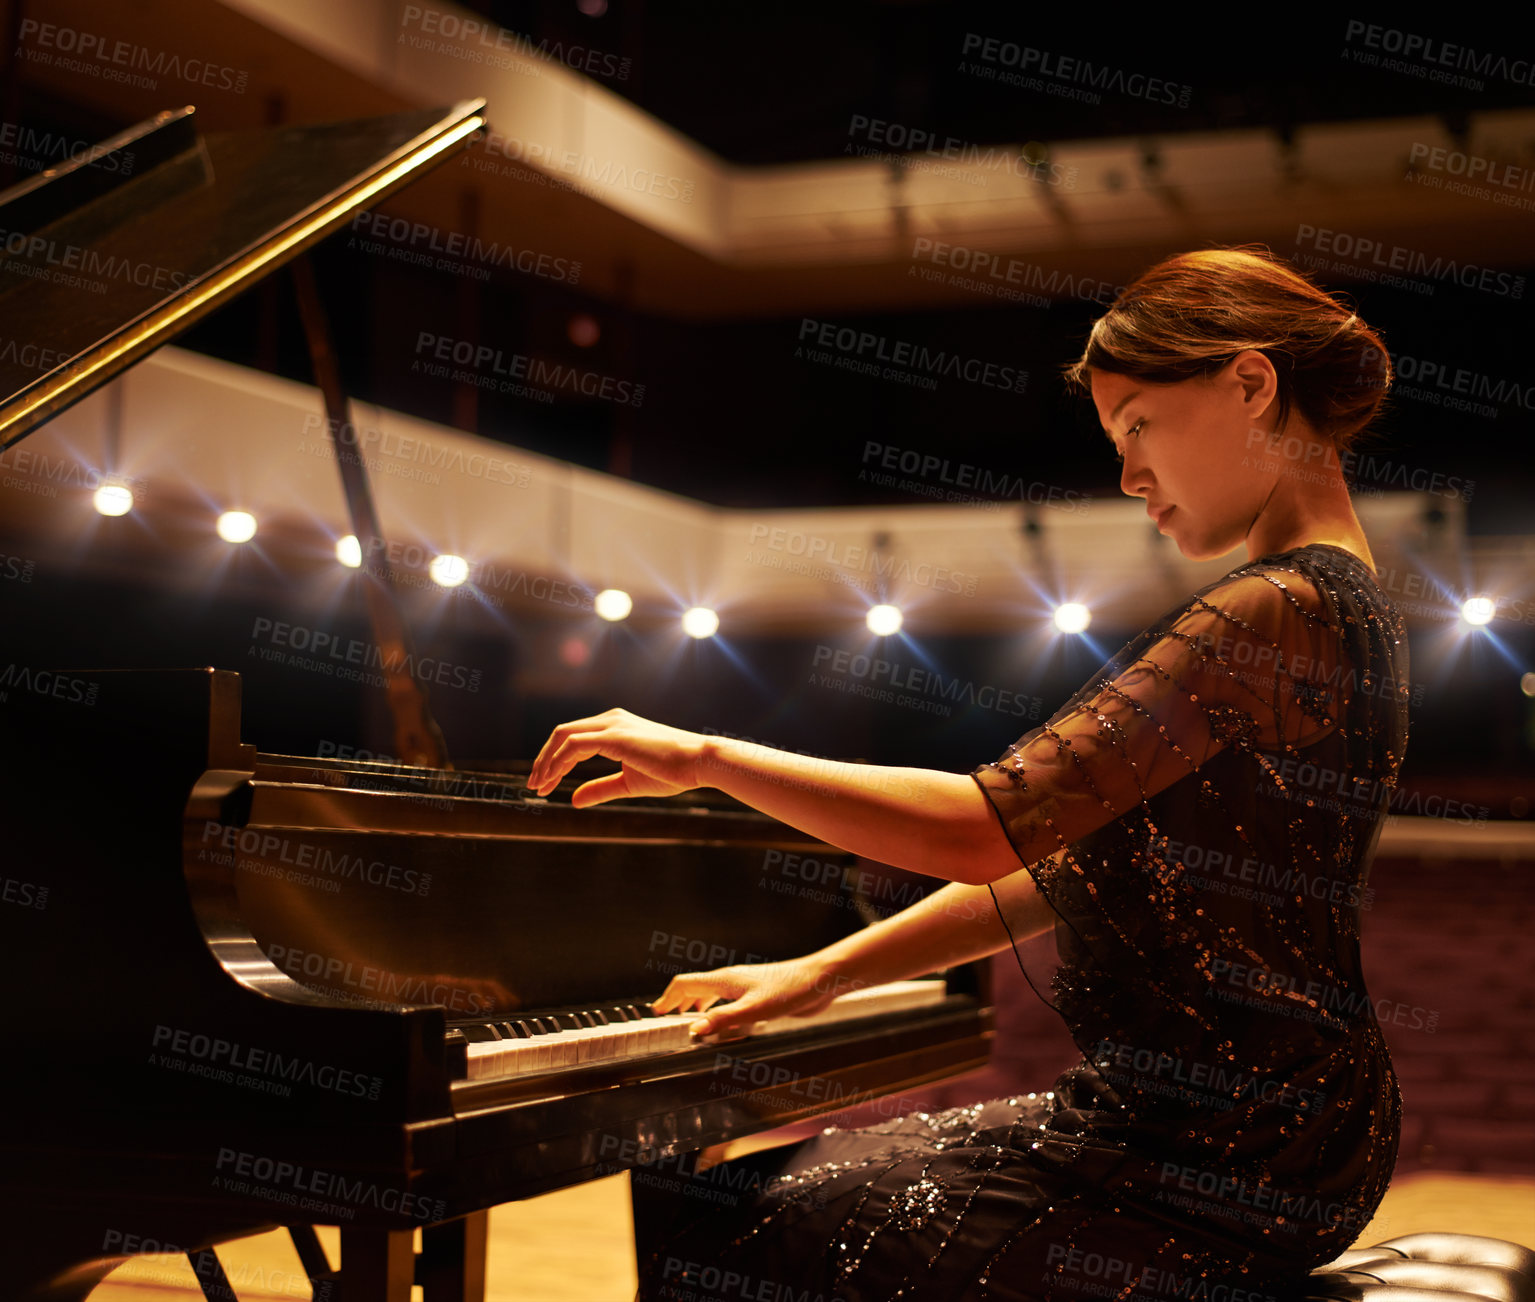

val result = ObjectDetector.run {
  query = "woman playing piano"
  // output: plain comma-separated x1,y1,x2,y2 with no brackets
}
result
529,246,1406,1301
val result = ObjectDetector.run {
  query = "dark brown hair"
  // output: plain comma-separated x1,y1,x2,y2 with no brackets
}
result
1063,245,1390,449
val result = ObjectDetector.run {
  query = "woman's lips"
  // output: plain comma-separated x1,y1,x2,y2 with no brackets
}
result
1151,505,1175,529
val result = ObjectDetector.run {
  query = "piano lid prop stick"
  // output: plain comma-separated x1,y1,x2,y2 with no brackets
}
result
291,254,451,770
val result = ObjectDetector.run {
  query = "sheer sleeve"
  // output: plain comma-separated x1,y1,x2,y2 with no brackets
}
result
971,565,1345,875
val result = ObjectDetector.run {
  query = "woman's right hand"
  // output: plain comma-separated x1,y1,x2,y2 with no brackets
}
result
651,957,847,1039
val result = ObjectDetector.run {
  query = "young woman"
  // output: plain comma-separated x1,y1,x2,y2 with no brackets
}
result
529,247,1407,1301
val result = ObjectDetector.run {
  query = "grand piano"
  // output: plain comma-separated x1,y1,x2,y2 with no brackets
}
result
0,104,993,1299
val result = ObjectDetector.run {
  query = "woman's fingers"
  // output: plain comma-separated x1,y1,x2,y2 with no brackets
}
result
528,710,621,790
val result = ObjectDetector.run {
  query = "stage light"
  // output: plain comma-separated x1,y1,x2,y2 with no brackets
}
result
1053,602,1091,634
567,313,601,347
430,554,470,587
560,636,592,667
1521,672,1535,698
1460,596,1495,627
216,510,257,543
866,604,903,636
594,589,633,621
92,483,133,516
336,535,362,568
682,606,719,639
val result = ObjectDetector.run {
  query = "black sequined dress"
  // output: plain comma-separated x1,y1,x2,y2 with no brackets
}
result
637,543,1409,1302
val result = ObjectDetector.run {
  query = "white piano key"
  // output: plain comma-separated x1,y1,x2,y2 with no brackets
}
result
462,981,947,1083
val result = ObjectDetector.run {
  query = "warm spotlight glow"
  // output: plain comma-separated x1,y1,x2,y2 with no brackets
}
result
1053,602,1092,634
866,604,903,636
594,588,633,621
93,483,133,516
216,510,257,543
567,313,601,347
430,554,470,587
1521,672,1535,698
1460,596,1495,627
560,636,591,668
336,535,362,568
682,606,719,639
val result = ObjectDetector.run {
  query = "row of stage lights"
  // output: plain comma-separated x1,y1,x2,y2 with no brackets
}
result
91,488,1506,633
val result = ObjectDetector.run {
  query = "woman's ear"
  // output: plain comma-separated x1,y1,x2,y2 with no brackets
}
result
1227,350,1279,413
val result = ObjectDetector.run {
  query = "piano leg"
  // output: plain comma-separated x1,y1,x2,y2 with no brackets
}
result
338,1212,489,1302
186,1247,237,1300
340,1227,415,1302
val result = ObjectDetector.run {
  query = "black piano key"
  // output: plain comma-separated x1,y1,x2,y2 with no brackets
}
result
591,1010,609,1025
499,1021,526,1039
459,1024,502,1042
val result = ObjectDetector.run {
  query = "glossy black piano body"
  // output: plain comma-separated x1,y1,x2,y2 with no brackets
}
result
0,668,992,1296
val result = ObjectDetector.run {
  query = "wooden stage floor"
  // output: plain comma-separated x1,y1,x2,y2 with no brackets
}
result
84,1169,1535,1301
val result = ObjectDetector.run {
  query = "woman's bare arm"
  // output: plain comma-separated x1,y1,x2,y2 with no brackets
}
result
528,710,1022,885
654,856,1060,1036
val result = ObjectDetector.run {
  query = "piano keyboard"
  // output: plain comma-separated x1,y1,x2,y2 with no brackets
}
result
457,980,948,1082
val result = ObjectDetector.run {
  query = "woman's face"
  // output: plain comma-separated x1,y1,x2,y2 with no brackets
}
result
1090,354,1283,562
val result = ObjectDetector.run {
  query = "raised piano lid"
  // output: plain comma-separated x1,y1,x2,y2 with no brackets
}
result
0,98,485,450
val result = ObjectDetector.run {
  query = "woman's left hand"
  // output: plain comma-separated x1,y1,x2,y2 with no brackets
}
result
527,708,709,805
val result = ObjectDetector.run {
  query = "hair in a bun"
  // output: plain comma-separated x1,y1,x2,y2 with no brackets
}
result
1063,246,1390,451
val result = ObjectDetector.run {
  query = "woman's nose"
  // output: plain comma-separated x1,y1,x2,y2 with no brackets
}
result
1120,456,1151,497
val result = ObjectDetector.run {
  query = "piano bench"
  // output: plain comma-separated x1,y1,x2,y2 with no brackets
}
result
1305,1233,1535,1302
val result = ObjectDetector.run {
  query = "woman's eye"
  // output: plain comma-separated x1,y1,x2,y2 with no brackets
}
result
1127,418,1145,438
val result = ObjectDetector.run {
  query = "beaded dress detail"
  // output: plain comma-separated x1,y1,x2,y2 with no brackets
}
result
636,544,1409,1302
